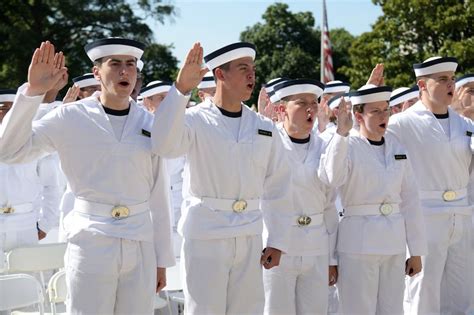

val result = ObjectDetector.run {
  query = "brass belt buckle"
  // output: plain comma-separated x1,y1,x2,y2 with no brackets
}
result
111,206,129,219
297,215,312,227
0,206,14,214
232,200,247,213
379,203,393,216
442,190,456,202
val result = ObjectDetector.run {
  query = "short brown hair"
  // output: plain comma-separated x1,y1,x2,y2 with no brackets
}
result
352,103,365,114
212,61,231,77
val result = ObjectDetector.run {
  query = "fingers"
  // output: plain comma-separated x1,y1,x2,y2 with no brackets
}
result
47,41,55,64
38,42,46,63
31,48,40,65
187,42,201,65
156,279,166,293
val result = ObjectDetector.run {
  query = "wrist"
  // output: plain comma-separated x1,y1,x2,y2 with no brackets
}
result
25,84,46,97
175,82,191,95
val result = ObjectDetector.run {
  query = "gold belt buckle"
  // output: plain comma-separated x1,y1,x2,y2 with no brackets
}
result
442,190,456,202
297,215,312,227
0,206,14,214
232,200,247,213
379,203,393,216
111,206,129,219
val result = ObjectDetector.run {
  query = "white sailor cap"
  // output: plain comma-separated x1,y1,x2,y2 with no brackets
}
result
204,42,256,71
267,90,280,104
413,56,458,77
350,84,392,105
323,80,350,94
0,89,17,103
274,79,325,101
263,77,288,93
455,74,474,90
137,60,144,72
72,73,100,89
140,80,172,98
84,38,146,62
197,71,216,89
328,93,351,110
389,86,419,107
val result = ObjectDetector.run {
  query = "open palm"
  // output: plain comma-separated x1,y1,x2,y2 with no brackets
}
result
27,41,67,96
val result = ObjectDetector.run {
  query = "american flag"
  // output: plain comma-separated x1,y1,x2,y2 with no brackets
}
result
321,0,334,83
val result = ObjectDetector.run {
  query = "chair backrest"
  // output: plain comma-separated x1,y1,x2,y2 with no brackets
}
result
48,270,67,304
0,273,44,313
6,243,67,272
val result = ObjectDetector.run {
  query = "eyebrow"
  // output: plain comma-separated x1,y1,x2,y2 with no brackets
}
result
110,58,136,63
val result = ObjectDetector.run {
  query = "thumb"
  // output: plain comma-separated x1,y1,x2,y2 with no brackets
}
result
199,67,209,78
53,68,68,82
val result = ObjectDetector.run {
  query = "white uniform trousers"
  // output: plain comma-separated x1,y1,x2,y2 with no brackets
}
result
65,230,156,315
405,213,472,315
182,235,263,315
0,227,37,271
263,254,329,315
338,252,405,315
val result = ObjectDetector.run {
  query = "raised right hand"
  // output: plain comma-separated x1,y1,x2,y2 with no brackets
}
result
336,97,353,136
26,41,68,97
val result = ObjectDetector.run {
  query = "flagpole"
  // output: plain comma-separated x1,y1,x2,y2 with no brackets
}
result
320,0,325,82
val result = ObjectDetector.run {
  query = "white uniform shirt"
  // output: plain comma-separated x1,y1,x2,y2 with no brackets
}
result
388,101,474,215
319,133,428,256
0,84,174,267
152,88,293,252
277,125,338,262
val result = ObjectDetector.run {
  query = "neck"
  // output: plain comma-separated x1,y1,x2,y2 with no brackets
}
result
359,126,383,142
99,92,130,110
284,121,311,139
421,96,448,115
212,87,243,112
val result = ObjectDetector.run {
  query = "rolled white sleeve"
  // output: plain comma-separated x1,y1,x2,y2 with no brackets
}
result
319,133,350,188
151,85,192,158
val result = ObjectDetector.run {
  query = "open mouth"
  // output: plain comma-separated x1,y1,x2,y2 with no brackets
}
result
447,92,453,96
247,83,254,90
379,123,386,129
307,114,313,123
119,80,130,87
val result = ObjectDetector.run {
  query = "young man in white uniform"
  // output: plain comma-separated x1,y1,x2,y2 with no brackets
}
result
197,71,217,102
320,85,428,314
140,80,172,113
152,42,292,315
0,40,174,314
0,89,61,269
388,57,474,314
389,86,419,115
262,79,338,315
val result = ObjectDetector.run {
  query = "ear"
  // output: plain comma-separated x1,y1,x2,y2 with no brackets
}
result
417,78,426,91
92,66,101,81
197,90,205,101
214,68,225,81
354,111,364,123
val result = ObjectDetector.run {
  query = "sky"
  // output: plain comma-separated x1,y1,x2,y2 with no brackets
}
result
145,0,383,64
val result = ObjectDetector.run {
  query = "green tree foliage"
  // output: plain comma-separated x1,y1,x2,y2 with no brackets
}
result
340,0,474,88
0,0,178,89
240,3,353,105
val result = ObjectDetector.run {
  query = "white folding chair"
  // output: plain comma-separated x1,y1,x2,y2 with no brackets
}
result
47,270,67,315
6,243,67,312
6,243,67,274
0,274,44,314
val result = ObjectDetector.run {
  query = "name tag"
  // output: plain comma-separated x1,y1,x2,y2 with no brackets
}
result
466,131,472,137
141,129,151,137
258,129,272,137
394,154,407,160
